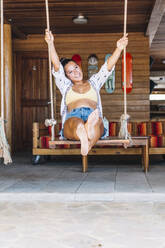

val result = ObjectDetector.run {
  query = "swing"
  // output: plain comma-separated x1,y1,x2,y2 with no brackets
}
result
0,0,12,164
32,0,150,173
45,0,131,146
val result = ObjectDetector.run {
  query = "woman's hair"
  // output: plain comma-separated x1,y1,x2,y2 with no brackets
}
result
60,57,74,68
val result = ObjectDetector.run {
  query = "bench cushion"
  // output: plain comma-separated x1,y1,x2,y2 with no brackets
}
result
150,135,165,148
38,121,165,148
149,122,163,136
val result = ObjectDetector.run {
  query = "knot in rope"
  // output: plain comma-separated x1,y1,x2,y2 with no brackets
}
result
45,118,57,127
119,113,132,147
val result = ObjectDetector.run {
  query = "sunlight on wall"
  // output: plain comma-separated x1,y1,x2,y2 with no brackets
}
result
150,94,165,100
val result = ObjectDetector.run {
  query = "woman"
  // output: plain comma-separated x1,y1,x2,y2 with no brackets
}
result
45,30,128,156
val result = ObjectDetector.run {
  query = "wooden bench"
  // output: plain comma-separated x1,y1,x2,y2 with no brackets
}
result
32,122,150,173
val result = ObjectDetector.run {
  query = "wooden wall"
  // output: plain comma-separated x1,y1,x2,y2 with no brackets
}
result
13,32,150,150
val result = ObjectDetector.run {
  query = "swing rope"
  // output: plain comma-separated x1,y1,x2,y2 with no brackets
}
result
0,0,12,164
118,0,132,142
44,0,56,141
44,0,131,144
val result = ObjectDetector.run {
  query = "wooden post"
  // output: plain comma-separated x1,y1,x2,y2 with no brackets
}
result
141,147,144,170
0,24,13,150
82,155,88,173
142,139,149,173
33,122,39,149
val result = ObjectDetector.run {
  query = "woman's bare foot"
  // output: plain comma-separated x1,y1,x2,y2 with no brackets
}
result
76,123,89,156
85,109,99,140
88,141,92,153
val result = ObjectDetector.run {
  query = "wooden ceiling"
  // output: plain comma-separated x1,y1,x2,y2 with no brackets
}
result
3,0,165,71
4,0,155,35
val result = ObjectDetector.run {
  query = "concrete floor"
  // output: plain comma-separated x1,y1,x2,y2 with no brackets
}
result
0,153,165,201
0,153,165,247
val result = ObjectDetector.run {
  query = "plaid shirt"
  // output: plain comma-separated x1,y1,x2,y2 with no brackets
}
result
52,61,115,130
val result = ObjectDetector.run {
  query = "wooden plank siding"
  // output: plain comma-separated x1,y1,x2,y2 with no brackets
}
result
13,32,149,150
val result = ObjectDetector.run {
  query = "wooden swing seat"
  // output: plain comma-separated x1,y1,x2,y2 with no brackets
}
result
33,122,149,173
49,137,130,147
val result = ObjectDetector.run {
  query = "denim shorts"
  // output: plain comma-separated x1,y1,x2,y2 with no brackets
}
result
66,107,94,122
60,107,107,139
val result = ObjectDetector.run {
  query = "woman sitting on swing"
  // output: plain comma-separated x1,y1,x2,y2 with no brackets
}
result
45,30,128,156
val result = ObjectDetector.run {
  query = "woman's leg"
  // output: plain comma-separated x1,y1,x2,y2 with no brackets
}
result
64,117,89,156
85,109,104,150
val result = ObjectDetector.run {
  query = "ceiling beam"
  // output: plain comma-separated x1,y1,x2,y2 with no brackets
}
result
146,0,165,47
4,18,27,40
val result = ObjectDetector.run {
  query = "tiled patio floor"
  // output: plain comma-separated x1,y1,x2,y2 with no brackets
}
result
1,153,165,248
0,153,165,201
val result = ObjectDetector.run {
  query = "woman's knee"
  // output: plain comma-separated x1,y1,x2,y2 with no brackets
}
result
64,117,84,129
63,117,84,139
99,118,104,136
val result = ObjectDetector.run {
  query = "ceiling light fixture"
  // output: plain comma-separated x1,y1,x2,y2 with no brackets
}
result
72,13,88,24
162,59,165,64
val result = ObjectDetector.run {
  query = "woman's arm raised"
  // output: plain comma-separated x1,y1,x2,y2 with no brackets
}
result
107,34,128,71
45,29,60,72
